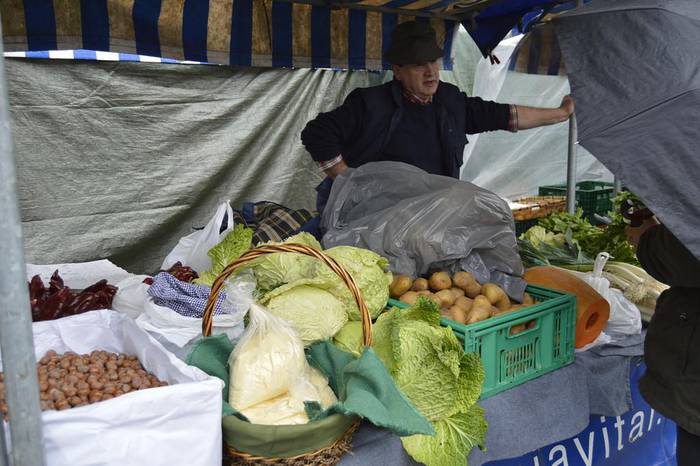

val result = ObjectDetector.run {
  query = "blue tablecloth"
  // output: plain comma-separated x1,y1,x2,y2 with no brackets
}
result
338,334,678,466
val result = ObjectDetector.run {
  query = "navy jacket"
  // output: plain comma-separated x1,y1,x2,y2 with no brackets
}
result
637,224,700,435
301,80,511,178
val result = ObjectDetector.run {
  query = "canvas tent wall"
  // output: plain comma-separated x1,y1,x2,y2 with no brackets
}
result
4,25,485,274
460,33,612,199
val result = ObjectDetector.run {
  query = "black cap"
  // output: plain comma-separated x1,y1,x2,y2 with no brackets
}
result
384,21,443,65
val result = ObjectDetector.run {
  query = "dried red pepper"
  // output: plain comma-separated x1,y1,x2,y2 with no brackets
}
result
27,271,118,322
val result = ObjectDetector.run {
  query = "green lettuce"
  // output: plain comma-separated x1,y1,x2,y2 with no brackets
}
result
314,246,393,320
193,225,253,286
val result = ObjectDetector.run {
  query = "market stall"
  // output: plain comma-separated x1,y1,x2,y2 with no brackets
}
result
2,1,696,465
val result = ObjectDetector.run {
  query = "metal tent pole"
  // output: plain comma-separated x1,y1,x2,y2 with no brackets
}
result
566,113,578,214
614,176,622,195
0,20,46,466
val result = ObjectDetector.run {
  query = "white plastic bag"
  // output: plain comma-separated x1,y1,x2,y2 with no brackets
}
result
161,201,234,273
4,310,223,466
111,274,152,320
580,253,642,338
133,273,251,358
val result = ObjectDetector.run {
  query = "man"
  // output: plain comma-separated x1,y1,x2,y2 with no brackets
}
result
625,218,700,465
301,20,575,202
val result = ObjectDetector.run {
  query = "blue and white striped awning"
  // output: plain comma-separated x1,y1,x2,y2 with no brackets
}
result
508,22,565,76
1,0,466,71
3,49,207,64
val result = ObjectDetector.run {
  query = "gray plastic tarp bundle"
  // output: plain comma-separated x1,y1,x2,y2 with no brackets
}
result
321,162,526,298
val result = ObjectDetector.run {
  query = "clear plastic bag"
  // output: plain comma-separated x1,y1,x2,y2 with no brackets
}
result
228,302,307,411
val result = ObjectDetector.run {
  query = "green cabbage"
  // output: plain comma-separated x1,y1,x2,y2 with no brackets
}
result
249,233,323,292
401,404,488,466
261,281,348,346
193,225,253,286
314,246,392,320
334,298,487,466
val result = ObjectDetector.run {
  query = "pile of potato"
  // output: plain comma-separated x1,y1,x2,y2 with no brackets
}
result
390,271,538,334
0,350,168,417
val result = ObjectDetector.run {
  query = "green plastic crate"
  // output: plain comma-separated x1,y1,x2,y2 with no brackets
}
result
388,285,576,399
539,181,614,222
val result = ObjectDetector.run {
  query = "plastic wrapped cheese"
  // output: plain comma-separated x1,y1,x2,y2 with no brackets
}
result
228,302,339,424
239,366,338,426
228,302,306,410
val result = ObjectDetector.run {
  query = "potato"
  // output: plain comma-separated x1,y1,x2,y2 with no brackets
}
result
471,295,491,311
526,319,538,329
428,271,452,291
390,275,413,298
399,291,419,305
466,306,490,324
464,295,492,324
440,307,453,319
453,271,481,298
435,289,456,308
412,278,429,292
522,292,535,306
449,305,467,324
481,283,510,311
454,296,473,312
509,324,527,336
449,287,465,300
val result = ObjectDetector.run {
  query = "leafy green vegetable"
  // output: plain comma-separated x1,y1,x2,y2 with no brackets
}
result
365,298,487,465
520,226,566,248
518,227,592,269
193,225,253,286
401,404,488,466
261,281,348,346
314,246,392,320
333,321,363,358
248,233,323,292
537,199,639,266
392,322,462,420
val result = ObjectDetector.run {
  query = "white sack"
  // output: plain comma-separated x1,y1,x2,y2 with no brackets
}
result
2,310,224,466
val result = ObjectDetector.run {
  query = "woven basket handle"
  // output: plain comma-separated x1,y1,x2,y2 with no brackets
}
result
202,243,373,347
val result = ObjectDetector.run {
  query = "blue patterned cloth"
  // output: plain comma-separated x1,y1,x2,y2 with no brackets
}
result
147,272,228,318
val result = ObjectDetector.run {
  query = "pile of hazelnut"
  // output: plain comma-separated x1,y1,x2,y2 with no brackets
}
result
0,350,168,417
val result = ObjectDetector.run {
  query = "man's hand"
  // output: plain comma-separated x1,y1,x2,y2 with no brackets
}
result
324,160,348,178
516,95,575,130
560,95,575,118
624,217,660,249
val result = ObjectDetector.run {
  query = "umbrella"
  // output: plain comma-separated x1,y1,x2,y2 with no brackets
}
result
551,0,700,259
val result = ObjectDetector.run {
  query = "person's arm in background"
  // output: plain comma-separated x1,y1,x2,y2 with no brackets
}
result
515,95,574,130
301,90,364,178
627,218,700,287
463,95,574,134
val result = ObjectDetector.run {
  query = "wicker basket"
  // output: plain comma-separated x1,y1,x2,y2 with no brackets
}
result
202,244,372,466
510,196,566,221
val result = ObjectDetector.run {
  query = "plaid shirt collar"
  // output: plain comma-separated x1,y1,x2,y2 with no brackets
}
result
400,84,434,106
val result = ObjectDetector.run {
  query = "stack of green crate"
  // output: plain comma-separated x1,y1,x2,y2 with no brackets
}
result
539,181,614,223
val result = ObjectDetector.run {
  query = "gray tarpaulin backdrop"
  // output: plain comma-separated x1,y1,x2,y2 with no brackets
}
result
6,27,480,274
554,0,700,260
8,61,382,273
